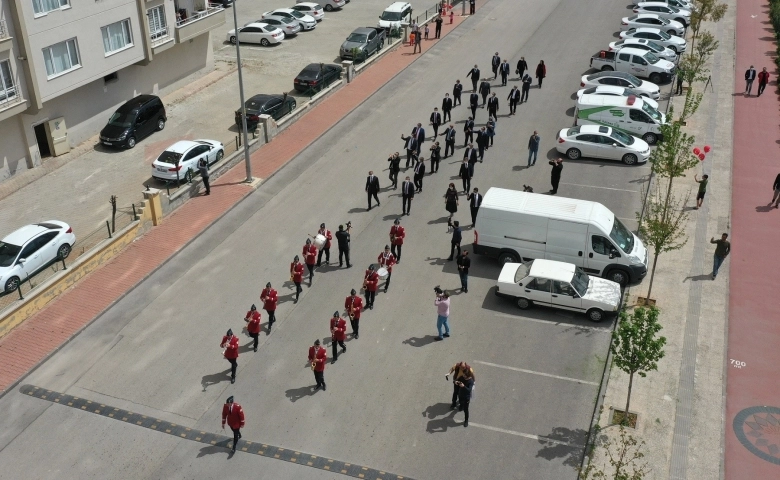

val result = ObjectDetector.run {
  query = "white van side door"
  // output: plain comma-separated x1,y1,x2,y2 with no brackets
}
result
586,233,621,276
546,220,588,266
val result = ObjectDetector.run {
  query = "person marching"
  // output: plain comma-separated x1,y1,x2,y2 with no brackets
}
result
316,223,332,267
390,218,406,263
459,158,472,194
453,79,463,106
401,133,418,168
260,282,278,333
487,92,499,120
467,65,480,92
442,93,453,123
448,221,462,261
516,56,528,79
413,157,426,193
308,339,327,391
345,288,364,339
303,238,317,285
362,265,379,309
521,72,532,103
491,53,501,80
401,176,414,216
330,312,347,363
221,396,245,453
535,60,546,88
447,361,475,409
365,170,381,210
463,117,475,146
499,59,510,86
467,187,482,226
336,224,352,268
388,152,401,189
290,255,305,303
444,183,459,228
378,245,397,293
429,107,442,138
244,304,261,352
507,86,520,115
441,124,456,158
429,141,441,173
469,90,479,119
220,329,240,384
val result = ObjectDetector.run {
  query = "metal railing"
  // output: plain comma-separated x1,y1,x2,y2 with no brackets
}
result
175,5,223,27
0,19,9,40
0,81,21,108
150,26,172,47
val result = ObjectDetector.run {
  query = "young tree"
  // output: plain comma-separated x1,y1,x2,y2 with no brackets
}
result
649,107,699,189
689,0,728,51
578,427,651,480
611,307,666,425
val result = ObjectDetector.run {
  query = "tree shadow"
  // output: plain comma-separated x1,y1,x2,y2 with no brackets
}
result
535,426,588,468
423,402,460,433
402,335,439,347
285,385,317,402
201,368,232,391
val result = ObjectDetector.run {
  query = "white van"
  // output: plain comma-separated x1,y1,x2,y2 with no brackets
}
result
378,2,412,30
576,94,666,145
473,188,648,286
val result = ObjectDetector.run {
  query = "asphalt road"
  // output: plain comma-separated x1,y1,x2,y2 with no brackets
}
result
0,0,652,478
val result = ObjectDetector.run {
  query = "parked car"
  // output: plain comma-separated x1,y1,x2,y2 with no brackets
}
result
576,94,666,144
253,16,301,36
209,0,233,7
608,38,677,61
340,27,386,60
99,95,166,149
298,0,344,12
590,48,675,84
556,125,650,165
227,23,285,46
620,14,685,36
292,2,325,20
0,221,76,293
619,27,687,53
633,2,691,27
294,63,343,92
580,71,660,99
576,85,660,109
235,94,297,131
151,140,225,184
378,2,412,30
263,8,316,30
632,0,692,8
495,259,621,322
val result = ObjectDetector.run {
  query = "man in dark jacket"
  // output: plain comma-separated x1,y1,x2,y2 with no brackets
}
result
467,187,482,226
401,176,414,215
441,124,457,158
549,158,563,194
365,170,380,210
335,224,351,268
479,79,491,106
507,86,520,115
527,131,540,166
463,117,475,146
487,92,499,119
401,133,417,168
387,152,401,189
429,108,442,138
469,92,479,119
453,80,463,106
516,57,528,78
745,65,757,95
475,127,489,162
456,250,471,292
499,60,510,86
521,73,532,103
448,221,462,261
491,53,500,79
412,123,426,155
442,93,453,122
413,157,426,193
198,157,210,195
467,65,480,91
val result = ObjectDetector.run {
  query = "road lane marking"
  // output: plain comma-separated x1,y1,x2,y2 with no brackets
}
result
474,360,600,386
468,423,584,448
560,183,640,193
493,313,612,332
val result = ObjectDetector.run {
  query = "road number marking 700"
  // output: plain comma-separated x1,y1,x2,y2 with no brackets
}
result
730,359,747,369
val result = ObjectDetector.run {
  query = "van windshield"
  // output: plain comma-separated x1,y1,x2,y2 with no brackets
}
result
380,11,402,21
571,268,590,297
641,102,662,122
610,218,634,254
514,261,532,283
0,241,22,267
107,111,135,128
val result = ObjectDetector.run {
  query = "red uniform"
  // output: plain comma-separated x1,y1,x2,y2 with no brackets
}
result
345,295,363,320
330,316,347,341
222,402,245,429
303,244,318,265
245,310,261,334
290,262,305,282
390,225,406,245
308,345,327,372
378,251,396,273
221,335,239,359
364,270,379,292
260,287,278,311
317,228,333,249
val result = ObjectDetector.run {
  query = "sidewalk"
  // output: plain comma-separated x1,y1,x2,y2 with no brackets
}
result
0,8,473,395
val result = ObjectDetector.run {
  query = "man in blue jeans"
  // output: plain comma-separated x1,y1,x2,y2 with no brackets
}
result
434,290,451,340
710,233,730,279
527,131,540,166
457,250,471,293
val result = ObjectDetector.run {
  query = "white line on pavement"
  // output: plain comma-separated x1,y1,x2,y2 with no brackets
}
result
468,423,584,448
474,360,600,386
560,183,639,193
493,313,611,332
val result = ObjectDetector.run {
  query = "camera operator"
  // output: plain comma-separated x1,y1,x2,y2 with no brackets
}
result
434,287,451,341
336,223,351,268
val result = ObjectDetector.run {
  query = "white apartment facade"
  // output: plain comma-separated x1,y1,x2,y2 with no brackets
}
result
0,0,225,181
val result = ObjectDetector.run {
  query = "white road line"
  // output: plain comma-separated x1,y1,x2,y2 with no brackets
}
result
560,183,639,193
469,423,584,448
493,313,611,332
474,360,600,386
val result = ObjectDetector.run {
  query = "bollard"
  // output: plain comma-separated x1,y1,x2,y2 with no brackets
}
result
166,183,170,197
235,136,239,151
132,203,138,221
16,282,23,300
426,8,428,20
106,220,112,239
60,256,67,271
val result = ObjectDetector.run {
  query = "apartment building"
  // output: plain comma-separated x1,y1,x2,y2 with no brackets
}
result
0,0,225,181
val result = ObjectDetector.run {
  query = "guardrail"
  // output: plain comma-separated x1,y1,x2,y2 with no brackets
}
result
0,19,9,40
176,5,223,27
150,27,172,47
0,81,21,108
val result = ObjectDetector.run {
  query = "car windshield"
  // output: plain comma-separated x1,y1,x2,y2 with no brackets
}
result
571,268,590,297
609,217,635,254
566,127,580,136
380,11,403,21
647,40,664,52
641,101,663,121
0,241,22,267
610,129,634,145
107,111,135,128
514,261,532,283
668,5,680,13
657,17,670,25
644,52,661,64
583,87,597,94
657,30,672,39
287,10,304,18
157,150,182,165
346,33,367,42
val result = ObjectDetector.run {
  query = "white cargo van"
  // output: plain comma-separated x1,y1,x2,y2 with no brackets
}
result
473,188,648,286
378,2,412,30
576,94,666,144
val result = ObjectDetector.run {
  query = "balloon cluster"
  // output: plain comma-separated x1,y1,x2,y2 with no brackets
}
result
692,145,711,161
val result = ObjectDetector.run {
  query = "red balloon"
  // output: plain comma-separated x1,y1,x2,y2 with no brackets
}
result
698,153,705,161
693,147,701,155
703,145,711,153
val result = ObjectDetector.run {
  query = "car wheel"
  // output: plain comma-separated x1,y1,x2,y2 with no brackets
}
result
622,153,638,165
216,150,224,162
4,276,20,293
290,100,297,111
667,30,677,36
157,118,165,131
675,18,687,27
498,251,519,264
260,38,270,47
516,297,532,310
601,65,614,71
649,73,662,84
230,36,237,45
379,41,384,50
586,308,605,323
184,169,193,183
607,269,629,287
566,148,581,160
57,243,71,260
127,137,136,149
669,45,679,54
642,132,658,144
324,4,333,11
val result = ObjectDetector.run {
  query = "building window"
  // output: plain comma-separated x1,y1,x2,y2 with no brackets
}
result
32,0,69,16
147,6,168,40
42,38,80,78
101,19,133,55
0,60,17,102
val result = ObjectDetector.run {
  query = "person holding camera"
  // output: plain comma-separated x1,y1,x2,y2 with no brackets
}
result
456,369,474,427
336,223,351,268
387,152,401,189
434,288,451,341
446,362,475,409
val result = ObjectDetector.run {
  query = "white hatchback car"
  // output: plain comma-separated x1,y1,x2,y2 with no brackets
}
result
632,0,692,8
0,221,76,293
298,0,344,12
608,38,677,61
633,2,691,27
619,27,686,53
576,85,660,109
263,8,316,30
292,2,325,20
227,23,285,45
252,16,302,36
151,140,225,183
580,71,660,99
495,259,621,322
556,125,651,165
621,14,685,36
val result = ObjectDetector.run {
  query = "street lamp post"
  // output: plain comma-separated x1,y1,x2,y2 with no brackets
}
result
232,1,252,182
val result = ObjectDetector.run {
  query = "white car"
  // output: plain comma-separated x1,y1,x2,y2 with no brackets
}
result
619,27,686,53
227,23,285,46
495,260,621,322
292,2,325,21
0,221,76,293
633,0,692,8
151,140,225,183
263,8,316,30
620,14,685,36
298,0,344,12
252,16,302,36
633,2,691,26
608,38,677,61
556,125,650,165
580,71,660,99
576,85,660,109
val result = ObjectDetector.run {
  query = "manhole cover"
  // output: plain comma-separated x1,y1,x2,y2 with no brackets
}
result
733,406,780,465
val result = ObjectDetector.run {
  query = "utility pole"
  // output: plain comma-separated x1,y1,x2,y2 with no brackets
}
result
232,1,252,182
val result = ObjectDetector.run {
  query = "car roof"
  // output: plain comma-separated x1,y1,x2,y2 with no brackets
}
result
117,95,159,112
587,71,636,81
352,27,375,34
619,38,649,45
245,22,273,29
296,2,320,6
578,93,647,108
527,259,577,283
633,13,664,19
385,2,411,11
163,140,200,154
576,125,613,135
2,222,66,245
273,8,296,13
246,94,283,107
585,85,627,93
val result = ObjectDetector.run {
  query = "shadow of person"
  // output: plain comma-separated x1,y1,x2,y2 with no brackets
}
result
201,368,231,391
756,204,776,213
402,335,439,347
285,385,317,403
239,343,254,354
683,273,713,282
425,410,459,433
423,402,454,419
196,439,233,458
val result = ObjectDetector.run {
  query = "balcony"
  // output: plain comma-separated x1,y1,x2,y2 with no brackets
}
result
0,81,27,122
174,6,225,43
0,19,12,54
150,26,175,53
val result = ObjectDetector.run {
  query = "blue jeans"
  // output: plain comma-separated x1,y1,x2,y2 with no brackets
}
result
528,149,538,166
713,255,725,277
459,272,469,291
437,315,450,337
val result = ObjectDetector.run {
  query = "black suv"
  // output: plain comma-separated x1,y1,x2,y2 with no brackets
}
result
100,95,166,149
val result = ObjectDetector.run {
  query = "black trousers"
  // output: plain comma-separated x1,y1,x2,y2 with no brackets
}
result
367,191,380,208
230,427,242,450
443,109,451,122
414,176,423,191
249,332,259,350
294,281,302,300
488,107,497,119
461,176,470,193
492,67,498,79
431,157,440,173
432,124,440,137
675,79,684,95
758,82,767,96
454,92,461,106
471,79,478,91
365,290,376,307
469,3,475,14
332,338,346,360
538,77,543,88
265,309,276,329
402,195,412,214
445,141,455,157
478,144,485,160
338,248,350,267
501,73,508,85
383,272,392,291
435,25,441,38
551,175,560,194
406,150,416,167
481,93,488,106
389,170,399,188
470,206,479,225
314,370,325,388
521,87,529,103
202,176,211,194
228,358,237,380
464,130,473,146
391,243,402,261
450,242,461,259
350,318,360,337
306,264,315,282
509,99,518,114
461,399,470,422
317,248,330,266
452,383,461,406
